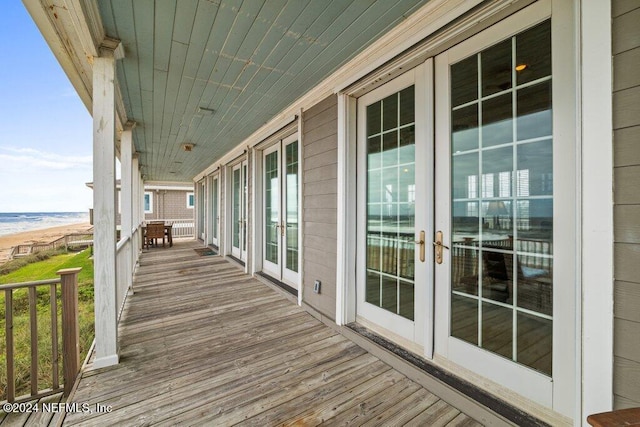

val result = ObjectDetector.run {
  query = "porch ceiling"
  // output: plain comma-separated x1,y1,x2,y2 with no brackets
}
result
98,0,429,182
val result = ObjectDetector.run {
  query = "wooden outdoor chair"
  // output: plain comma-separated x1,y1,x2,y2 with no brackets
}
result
145,223,166,249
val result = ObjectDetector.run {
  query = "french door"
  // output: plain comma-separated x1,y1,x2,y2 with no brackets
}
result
262,134,300,285
231,160,248,261
356,66,431,351
210,175,220,247
197,181,205,240
355,1,574,414
433,1,575,413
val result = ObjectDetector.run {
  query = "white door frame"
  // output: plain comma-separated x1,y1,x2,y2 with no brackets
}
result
259,133,301,287
230,159,248,261
209,174,220,247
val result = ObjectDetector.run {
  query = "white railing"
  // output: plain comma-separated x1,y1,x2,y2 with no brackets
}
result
151,219,195,239
115,224,142,322
116,236,132,319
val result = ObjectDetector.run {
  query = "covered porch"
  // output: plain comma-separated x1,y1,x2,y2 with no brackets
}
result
60,240,483,426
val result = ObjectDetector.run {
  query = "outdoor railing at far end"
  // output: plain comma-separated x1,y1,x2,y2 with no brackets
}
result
1,268,81,404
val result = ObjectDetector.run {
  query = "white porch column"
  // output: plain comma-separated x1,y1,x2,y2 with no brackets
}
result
92,39,124,369
121,123,134,241
121,122,135,294
132,155,140,248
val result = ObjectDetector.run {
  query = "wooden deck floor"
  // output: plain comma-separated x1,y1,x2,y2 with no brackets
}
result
55,241,482,426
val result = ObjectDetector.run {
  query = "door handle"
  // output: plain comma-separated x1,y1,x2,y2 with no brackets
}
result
433,231,449,264
414,230,425,262
280,221,285,237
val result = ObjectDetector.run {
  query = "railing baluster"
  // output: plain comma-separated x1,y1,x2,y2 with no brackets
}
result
51,283,59,390
5,289,15,402
28,286,38,396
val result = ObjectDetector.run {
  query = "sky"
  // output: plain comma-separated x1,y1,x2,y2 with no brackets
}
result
0,2,94,213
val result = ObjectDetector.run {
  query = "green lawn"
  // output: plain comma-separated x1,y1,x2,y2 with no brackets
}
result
0,249,94,401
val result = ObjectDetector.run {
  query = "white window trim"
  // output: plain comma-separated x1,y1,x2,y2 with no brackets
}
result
186,192,195,209
144,191,153,214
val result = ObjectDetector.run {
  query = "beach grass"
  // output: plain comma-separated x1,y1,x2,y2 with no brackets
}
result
0,249,94,401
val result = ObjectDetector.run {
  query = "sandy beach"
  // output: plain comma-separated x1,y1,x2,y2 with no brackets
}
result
0,222,93,265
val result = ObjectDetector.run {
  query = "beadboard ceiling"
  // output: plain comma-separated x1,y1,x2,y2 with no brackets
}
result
97,0,428,181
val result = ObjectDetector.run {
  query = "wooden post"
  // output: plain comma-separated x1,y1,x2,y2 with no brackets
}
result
28,287,38,396
58,268,81,396
5,289,15,402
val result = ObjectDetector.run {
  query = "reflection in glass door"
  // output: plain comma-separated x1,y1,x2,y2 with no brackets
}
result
198,181,205,240
263,135,299,284
211,175,219,247
356,66,428,349
447,20,553,376
433,12,562,408
231,160,248,261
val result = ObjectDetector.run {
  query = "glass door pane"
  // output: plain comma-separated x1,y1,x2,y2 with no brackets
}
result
366,85,416,321
232,167,241,249
285,141,299,273
265,150,279,264
449,20,553,376
212,177,218,241
242,163,248,254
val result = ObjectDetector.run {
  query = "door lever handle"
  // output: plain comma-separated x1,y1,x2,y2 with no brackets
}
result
433,231,449,264
414,230,425,262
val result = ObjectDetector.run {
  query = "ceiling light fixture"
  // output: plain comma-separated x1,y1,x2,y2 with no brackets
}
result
181,143,195,152
198,107,215,115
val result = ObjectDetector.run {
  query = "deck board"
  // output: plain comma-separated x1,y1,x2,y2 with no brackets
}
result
57,241,482,426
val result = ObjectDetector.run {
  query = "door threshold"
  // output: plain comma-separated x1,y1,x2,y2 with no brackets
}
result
227,255,245,267
256,272,297,297
344,323,551,427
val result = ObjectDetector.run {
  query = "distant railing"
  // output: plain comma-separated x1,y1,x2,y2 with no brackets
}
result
151,219,194,239
9,231,94,260
1,268,81,403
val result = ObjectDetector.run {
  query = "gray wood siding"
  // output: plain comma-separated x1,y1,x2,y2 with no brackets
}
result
302,95,338,319
613,0,640,409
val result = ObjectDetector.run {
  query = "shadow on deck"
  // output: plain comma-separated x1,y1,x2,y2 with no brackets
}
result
58,240,482,426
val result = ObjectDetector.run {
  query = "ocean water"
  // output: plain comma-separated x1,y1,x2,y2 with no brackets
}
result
0,212,90,237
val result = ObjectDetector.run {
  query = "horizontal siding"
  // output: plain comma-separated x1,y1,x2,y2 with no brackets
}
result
613,0,640,408
614,205,640,243
615,281,640,323
614,357,640,406
304,134,339,158
304,208,338,225
613,86,640,129
305,194,338,209
305,179,338,196
613,47,640,91
614,166,640,204
612,6,640,55
614,243,640,287
614,318,640,362
304,164,338,183
304,149,339,172
613,0,639,17
302,94,338,321
614,127,640,167
305,234,338,255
